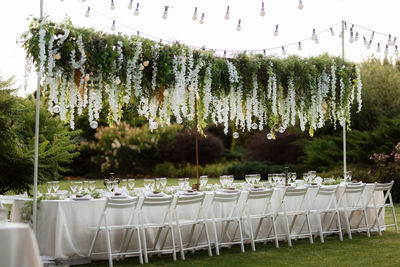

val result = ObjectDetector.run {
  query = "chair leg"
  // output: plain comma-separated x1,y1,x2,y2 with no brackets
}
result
141,226,148,264
373,206,382,236
136,227,143,265
104,224,113,267
306,213,313,244
237,218,245,253
204,222,213,256
212,220,220,256
316,212,324,243
88,228,100,257
391,205,399,233
271,216,279,248
192,224,204,253
248,216,256,251
284,214,292,247
336,211,343,241
177,223,185,260
170,224,177,261
362,209,371,238
343,208,352,239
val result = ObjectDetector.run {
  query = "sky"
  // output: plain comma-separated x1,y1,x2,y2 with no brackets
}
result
1,0,400,95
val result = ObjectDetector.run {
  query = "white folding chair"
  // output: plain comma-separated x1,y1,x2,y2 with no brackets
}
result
238,189,279,250
367,181,398,235
276,187,313,246
172,192,212,260
337,183,370,239
88,197,143,267
139,195,176,263
209,191,245,255
309,186,343,243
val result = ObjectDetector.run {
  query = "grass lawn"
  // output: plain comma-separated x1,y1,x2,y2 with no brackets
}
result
73,197,400,267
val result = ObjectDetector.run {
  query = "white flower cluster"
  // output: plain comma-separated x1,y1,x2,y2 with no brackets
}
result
226,61,239,84
151,43,160,90
355,65,362,112
37,28,47,79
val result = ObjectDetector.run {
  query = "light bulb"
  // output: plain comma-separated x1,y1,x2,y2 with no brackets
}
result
233,132,239,139
192,7,198,20
111,20,116,31
266,133,273,140
395,45,399,56
128,0,133,9
110,0,115,10
85,7,90,18
134,3,139,16
384,45,389,55
281,46,286,56
225,6,230,20
54,53,61,60
363,37,367,46
298,42,302,51
367,40,371,49
311,29,316,40
162,6,168,19
349,32,354,43
236,19,241,32
53,105,60,114
115,77,121,85
143,61,149,67
251,123,258,130
387,34,392,46
163,89,168,97
393,37,397,46
376,43,381,53
279,126,285,133
199,13,204,24
354,32,359,42
260,2,265,16
298,0,304,10
176,117,183,124
90,121,98,129
315,37,319,44
274,25,279,37
370,31,375,40
330,27,335,36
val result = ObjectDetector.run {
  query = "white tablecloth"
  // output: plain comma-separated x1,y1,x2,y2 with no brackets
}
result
0,222,43,267
10,184,383,260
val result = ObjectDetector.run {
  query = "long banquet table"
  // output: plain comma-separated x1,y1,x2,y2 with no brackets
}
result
10,184,384,261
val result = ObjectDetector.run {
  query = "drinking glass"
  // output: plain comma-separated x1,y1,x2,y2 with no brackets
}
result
289,172,297,183
309,171,317,183
160,177,167,189
303,172,310,184
268,174,272,185
178,178,185,190
245,175,252,185
105,180,114,192
220,176,227,188
144,179,155,192
200,176,208,188
70,182,78,194
254,174,261,184
184,178,190,189
47,182,53,194
83,181,89,193
345,171,352,182
120,179,128,192
155,178,161,191
128,179,135,191
226,175,234,187
88,181,96,193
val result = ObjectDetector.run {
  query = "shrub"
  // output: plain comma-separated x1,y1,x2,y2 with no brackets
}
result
244,129,302,164
153,162,177,177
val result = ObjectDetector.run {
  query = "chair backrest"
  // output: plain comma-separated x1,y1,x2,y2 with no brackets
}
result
142,195,173,207
280,187,309,212
247,189,273,200
344,183,366,194
212,191,241,204
243,189,274,216
0,193,29,205
175,193,205,206
313,185,338,210
374,181,394,192
338,183,366,208
105,197,139,209
284,187,308,197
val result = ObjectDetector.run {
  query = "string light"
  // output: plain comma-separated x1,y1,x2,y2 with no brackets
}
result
363,36,367,46
110,0,115,10
330,27,335,36
85,7,90,18
236,19,241,31
128,0,133,10
81,0,86,2
395,45,399,56
393,37,397,46
199,13,205,24
281,46,286,56
349,31,354,43
344,22,348,30
315,36,319,44
367,40,372,49
111,20,116,31
192,7,198,21
387,34,393,46
355,32,359,42
298,0,304,10
162,6,169,19
311,29,316,40
298,41,302,51
376,42,381,53
225,6,230,20
263,49,266,55
223,50,227,57
274,25,279,37
134,3,139,16
370,31,375,40
384,44,389,55
260,2,265,16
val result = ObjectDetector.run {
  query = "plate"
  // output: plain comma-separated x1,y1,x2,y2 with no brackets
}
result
70,195,92,201
181,191,200,196
220,189,240,193
248,187,267,192
110,194,128,199
146,192,166,197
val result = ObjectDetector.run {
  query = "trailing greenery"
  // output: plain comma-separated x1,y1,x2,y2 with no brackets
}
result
22,18,361,137
0,77,80,194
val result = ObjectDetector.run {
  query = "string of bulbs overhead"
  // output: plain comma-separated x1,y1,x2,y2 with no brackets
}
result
64,0,399,58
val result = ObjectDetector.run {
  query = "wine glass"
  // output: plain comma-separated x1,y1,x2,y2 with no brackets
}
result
160,177,167,189
83,181,89,193
144,179,155,192
289,172,297,184
120,179,128,192
155,178,161,191
128,179,135,191
303,172,310,184
88,181,96,193
47,182,53,194
254,174,261,184
245,175,252,186
184,178,190,189
226,175,234,187
70,182,78,194
105,180,114,193
309,171,317,183
200,176,208,188
345,171,352,182
178,178,185,190
220,175,227,188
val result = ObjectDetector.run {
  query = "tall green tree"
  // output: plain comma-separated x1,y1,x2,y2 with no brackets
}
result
0,76,80,194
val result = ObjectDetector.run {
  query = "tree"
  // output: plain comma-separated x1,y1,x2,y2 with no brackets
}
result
0,76,80,194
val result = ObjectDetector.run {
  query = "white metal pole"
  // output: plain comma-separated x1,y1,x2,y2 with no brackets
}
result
33,0,44,233
341,20,347,180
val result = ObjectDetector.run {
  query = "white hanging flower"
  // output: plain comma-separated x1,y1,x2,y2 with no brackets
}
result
37,28,47,79
151,43,160,90
59,78,67,122
131,40,143,97
355,65,363,112
287,77,296,126
202,64,212,119
226,60,239,84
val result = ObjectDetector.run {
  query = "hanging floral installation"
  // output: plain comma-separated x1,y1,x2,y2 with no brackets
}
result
22,18,362,138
